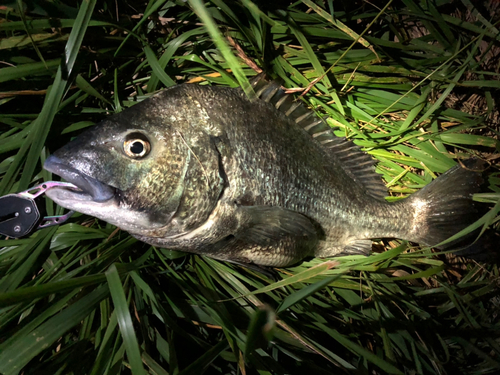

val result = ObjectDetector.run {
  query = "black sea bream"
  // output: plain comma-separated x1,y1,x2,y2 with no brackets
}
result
44,76,483,266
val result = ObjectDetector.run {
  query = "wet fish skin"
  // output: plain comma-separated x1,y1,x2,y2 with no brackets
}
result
44,78,484,266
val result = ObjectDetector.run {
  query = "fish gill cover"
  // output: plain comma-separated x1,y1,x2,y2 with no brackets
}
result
0,1,499,374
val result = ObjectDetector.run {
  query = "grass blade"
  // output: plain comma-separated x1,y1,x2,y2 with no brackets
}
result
106,264,146,375
0,286,109,375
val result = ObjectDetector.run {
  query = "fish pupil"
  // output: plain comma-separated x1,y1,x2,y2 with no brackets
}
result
130,141,144,155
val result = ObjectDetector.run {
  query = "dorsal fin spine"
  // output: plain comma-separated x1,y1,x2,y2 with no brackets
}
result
255,86,269,98
285,102,302,116
274,96,288,109
312,130,331,138
262,87,279,102
251,74,387,201
295,112,315,124
303,119,324,131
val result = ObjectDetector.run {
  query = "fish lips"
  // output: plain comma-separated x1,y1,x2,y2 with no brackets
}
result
44,155,116,203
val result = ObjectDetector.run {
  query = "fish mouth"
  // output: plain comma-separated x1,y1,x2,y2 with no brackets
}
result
44,155,116,203
43,155,161,234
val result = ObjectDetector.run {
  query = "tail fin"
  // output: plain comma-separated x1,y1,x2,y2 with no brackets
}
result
407,159,487,253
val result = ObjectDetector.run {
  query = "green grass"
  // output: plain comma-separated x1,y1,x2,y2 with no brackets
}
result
1,1,500,374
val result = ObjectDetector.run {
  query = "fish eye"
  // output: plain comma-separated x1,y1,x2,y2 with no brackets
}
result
123,134,151,159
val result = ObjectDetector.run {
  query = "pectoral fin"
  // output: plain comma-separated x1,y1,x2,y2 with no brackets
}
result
315,239,372,257
343,239,372,255
235,206,319,247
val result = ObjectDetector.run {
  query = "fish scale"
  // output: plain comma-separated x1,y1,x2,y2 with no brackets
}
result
44,75,485,266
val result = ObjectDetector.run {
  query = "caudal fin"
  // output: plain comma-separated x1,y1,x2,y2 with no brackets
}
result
407,159,487,252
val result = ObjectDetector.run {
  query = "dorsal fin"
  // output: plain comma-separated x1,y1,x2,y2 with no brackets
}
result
250,74,387,201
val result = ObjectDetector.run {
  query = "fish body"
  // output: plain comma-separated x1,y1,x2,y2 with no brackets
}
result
44,77,483,266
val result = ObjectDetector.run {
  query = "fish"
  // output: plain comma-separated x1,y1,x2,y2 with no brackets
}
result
43,75,485,267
